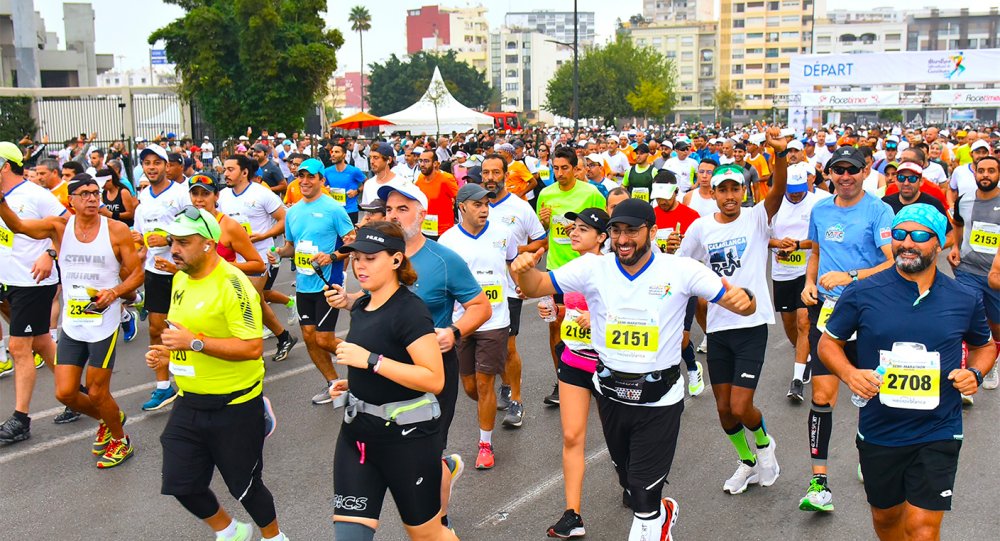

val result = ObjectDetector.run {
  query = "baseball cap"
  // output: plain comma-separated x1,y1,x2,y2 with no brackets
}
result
0,141,24,167
298,158,324,175
585,154,603,165
139,145,168,163
786,163,811,193
651,183,678,201
971,140,991,152
787,140,804,151
497,143,516,154
827,146,866,170
896,162,924,176
167,152,183,164
203,135,210,140
340,226,406,254
188,174,218,192
377,183,429,209
276,132,287,140
462,166,483,184
238,135,250,141
608,198,656,227
674,141,690,151
661,140,673,150
372,142,394,159
565,207,610,231
456,183,494,203
163,206,221,241
748,133,766,145
710,164,746,188
359,199,386,214
251,143,269,153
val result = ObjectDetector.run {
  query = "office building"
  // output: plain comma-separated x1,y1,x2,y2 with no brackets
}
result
406,4,490,72
504,10,595,47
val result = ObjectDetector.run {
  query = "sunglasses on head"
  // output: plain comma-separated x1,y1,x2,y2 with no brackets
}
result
830,165,862,175
176,205,213,235
891,228,934,243
896,174,921,184
189,175,214,187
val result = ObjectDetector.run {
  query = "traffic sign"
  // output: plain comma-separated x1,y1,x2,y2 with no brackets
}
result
150,49,168,65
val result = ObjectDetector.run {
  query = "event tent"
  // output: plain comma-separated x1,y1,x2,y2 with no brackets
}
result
380,67,493,134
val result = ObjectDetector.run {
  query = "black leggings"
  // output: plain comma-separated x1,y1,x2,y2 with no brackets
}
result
175,485,276,527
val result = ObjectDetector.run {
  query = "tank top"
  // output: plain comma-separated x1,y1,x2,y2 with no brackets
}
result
687,190,719,217
626,165,656,192
101,188,133,227
60,216,122,341
214,212,237,262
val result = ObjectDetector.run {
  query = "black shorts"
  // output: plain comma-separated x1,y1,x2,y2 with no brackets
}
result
144,272,174,315
684,297,697,332
557,359,595,390
160,395,266,497
2,284,57,337
857,437,962,511
773,275,807,313
333,430,443,526
596,396,683,504
508,297,523,336
56,329,118,369
264,263,280,291
706,324,768,389
808,300,858,377
296,291,339,332
436,348,459,453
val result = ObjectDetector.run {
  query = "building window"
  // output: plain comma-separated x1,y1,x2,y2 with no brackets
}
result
781,15,799,23
781,31,799,40
886,33,901,42
782,0,800,8
667,37,677,48
735,80,744,90
506,41,517,49
747,17,764,26
681,82,694,91
681,95,693,103
701,49,714,62
733,34,745,44
768,2,780,10
817,35,831,45
733,49,745,59
767,79,778,88
766,48,779,57
732,65,745,74
780,46,798,53
653,37,663,47
746,78,763,86
505,83,518,91
701,65,714,77
748,32,764,40
734,3,745,13
681,66,693,75
681,51,693,61
734,19,745,28
766,16,780,27
746,47,764,54
767,32,779,42
666,51,677,58
766,63,779,73
681,36,694,46
505,55,518,63
637,38,647,45
506,69,517,77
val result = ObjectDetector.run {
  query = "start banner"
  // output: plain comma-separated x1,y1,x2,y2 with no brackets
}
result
791,49,1000,86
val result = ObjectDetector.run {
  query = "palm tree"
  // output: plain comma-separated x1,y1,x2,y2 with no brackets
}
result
349,6,372,111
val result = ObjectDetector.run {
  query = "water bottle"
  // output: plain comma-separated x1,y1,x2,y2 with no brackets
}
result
269,246,281,264
852,365,887,407
539,296,557,323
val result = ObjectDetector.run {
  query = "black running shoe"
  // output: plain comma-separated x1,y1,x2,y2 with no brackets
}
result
0,415,30,444
547,509,585,538
543,383,560,406
272,335,298,362
54,406,82,424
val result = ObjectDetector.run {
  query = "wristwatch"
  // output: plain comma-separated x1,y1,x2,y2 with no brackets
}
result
848,269,859,282
367,352,383,372
968,367,984,387
449,324,462,342
190,333,205,352
46,248,57,260
741,287,755,302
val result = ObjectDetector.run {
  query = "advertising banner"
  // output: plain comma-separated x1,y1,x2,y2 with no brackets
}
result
929,89,1000,107
790,49,1000,86
796,91,900,108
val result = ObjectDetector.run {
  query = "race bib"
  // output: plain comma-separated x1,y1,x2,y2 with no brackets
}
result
294,241,319,275
476,274,504,306
632,187,650,202
655,228,674,253
878,348,940,410
552,217,572,245
969,221,1000,254
331,188,347,205
604,309,659,365
561,309,592,351
66,297,102,326
168,358,195,377
538,168,550,181
817,296,857,340
777,249,807,267
0,225,13,255
422,215,439,236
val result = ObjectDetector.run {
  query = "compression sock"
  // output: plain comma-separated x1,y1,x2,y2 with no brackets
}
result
13,410,29,425
746,419,771,448
724,423,756,465
277,330,290,343
793,362,806,381
628,506,664,541
809,402,833,468
682,340,696,371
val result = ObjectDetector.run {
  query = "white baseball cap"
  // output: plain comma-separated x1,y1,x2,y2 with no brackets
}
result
971,140,991,152
787,140,804,151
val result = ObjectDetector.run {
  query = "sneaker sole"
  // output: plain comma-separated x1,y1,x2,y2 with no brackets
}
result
543,397,560,406
312,396,334,405
724,474,759,494
798,498,834,512
0,368,13,379
688,384,704,396
661,497,679,541
0,431,30,444
547,526,586,538
272,336,298,362
53,413,82,425
502,415,523,428
142,391,178,411
475,462,494,470
787,391,804,402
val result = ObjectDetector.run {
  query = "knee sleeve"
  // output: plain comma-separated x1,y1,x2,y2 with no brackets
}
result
175,490,220,520
808,402,833,465
238,478,277,528
627,484,663,515
334,521,376,541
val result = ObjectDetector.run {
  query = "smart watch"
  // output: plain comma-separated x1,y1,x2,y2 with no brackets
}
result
848,269,859,282
968,367,984,387
190,334,205,352
449,324,462,342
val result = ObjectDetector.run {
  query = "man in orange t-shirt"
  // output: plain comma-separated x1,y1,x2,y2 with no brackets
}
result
498,143,536,200
414,149,459,237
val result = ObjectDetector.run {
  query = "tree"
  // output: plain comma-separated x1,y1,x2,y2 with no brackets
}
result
348,6,372,111
0,97,37,142
150,0,343,137
627,79,671,124
544,36,676,126
366,50,493,116
712,87,742,122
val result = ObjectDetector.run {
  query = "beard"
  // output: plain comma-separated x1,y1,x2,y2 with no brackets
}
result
977,179,999,192
894,247,934,274
616,237,651,267
400,218,423,241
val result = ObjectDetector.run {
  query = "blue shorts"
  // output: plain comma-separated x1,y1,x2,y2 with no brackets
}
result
954,269,1000,323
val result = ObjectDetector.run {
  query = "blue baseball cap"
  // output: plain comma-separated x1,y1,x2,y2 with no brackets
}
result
892,203,946,246
298,158,324,175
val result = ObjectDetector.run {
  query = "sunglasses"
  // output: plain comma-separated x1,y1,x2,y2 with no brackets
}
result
896,174,921,184
891,228,934,243
189,175,215,188
830,165,862,175
886,144,898,150
176,205,213,235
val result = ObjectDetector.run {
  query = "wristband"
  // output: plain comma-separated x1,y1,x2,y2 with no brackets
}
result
795,240,800,250
776,149,790,158
741,287,755,302
969,367,984,387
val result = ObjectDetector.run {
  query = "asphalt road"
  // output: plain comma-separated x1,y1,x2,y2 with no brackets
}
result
1,260,999,540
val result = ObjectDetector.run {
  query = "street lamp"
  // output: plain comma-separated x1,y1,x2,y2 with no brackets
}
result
544,0,578,134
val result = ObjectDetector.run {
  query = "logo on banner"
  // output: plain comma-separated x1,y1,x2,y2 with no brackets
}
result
947,52,966,79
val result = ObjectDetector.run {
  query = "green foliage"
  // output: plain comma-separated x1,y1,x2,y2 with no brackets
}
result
880,108,903,123
150,0,343,136
366,50,493,116
544,36,676,125
0,97,37,141
712,87,742,117
348,6,371,110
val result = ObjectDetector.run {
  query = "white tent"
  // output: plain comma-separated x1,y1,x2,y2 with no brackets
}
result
380,67,493,134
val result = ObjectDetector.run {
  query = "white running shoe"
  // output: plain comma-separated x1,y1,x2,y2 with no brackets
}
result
983,362,999,390
696,336,708,354
723,462,759,494
755,437,780,487
687,361,705,397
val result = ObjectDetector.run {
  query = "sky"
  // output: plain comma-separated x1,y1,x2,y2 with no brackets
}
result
32,0,1000,73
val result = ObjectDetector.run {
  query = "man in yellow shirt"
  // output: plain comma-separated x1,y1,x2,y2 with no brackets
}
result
146,208,289,541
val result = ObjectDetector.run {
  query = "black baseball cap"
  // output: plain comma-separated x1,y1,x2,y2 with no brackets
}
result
827,146,866,170
565,207,610,231
463,166,483,184
340,226,405,254
359,199,386,214
674,141,690,151
608,199,656,228
167,152,183,164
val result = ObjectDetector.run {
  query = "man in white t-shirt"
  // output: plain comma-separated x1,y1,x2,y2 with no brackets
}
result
390,144,421,184
678,128,788,495
664,141,699,194
360,142,403,206
439,183,519,471
949,140,990,203
200,136,214,161
604,138,631,181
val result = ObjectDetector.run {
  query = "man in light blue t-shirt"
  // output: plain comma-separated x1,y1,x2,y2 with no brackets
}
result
271,158,354,406
324,142,365,223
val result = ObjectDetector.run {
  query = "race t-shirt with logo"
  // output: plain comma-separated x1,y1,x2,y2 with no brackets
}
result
218,181,283,257
284,195,354,293
678,203,776,332
0,180,68,287
953,192,1000,276
664,157,699,193
167,260,264,404
770,191,824,281
807,193,894,298
949,163,977,202
439,221,518,331
323,162,365,213
489,193,547,299
826,268,990,446
653,202,700,253
536,180,606,271
134,180,192,275
550,252,724,406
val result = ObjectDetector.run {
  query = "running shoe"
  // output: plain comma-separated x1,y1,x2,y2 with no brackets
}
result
696,337,708,354
263,396,276,439
962,393,974,406
142,386,177,411
503,400,524,428
217,521,253,541
34,353,44,369
286,296,298,326
0,415,30,444
53,406,82,424
723,462,759,494
121,308,138,343
543,383,560,406
475,441,495,469
0,358,12,379
984,362,999,390
93,411,127,455
755,436,780,487
660,497,679,541
134,291,148,321
444,453,465,495
547,509,585,539
312,385,334,405
497,383,512,411
799,476,834,512
787,379,805,402
271,334,297,362
688,360,705,396
96,436,134,468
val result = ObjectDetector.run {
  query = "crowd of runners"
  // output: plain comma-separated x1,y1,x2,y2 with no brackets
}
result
1,120,998,540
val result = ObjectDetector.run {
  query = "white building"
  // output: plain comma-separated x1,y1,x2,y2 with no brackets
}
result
98,68,178,87
488,27,570,124
642,0,715,23
504,11,596,47
813,7,908,56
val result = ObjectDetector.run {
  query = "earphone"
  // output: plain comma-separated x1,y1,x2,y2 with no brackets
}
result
393,258,401,265
204,246,210,252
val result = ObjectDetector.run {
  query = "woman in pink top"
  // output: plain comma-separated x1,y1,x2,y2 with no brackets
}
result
540,207,609,539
